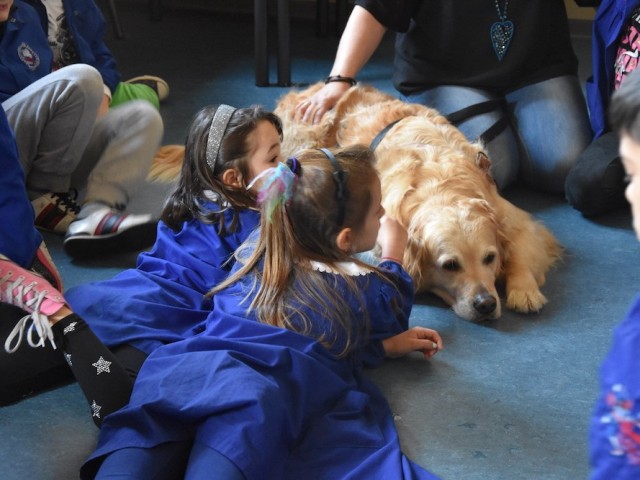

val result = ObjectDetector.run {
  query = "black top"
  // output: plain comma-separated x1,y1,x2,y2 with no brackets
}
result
356,0,579,95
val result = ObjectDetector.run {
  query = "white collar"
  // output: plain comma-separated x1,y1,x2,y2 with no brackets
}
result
309,260,371,276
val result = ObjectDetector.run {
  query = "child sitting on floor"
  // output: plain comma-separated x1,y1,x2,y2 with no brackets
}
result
589,67,640,479
1,104,284,426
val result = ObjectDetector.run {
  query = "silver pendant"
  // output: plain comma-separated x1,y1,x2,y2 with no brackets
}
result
490,20,514,61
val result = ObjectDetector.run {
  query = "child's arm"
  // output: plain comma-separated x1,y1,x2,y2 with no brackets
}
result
360,217,442,365
377,216,408,264
382,326,443,360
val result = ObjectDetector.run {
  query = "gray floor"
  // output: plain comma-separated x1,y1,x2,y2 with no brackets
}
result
1,4,636,479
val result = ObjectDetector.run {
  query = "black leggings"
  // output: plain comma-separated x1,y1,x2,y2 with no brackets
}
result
1,306,147,427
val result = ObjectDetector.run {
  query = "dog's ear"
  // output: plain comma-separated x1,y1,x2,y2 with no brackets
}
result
476,151,491,172
476,151,497,186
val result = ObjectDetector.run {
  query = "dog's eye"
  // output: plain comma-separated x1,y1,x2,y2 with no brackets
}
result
483,253,496,265
442,260,460,272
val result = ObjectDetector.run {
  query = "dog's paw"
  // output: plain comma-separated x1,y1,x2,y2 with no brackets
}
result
505,289,548,313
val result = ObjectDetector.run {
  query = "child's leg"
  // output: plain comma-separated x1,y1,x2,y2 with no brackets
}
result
0,304,72,406
94,441,192,479
52,314,134,427
184,442,244,480
110,343,148,382
1,256,135,426
110,82,160,110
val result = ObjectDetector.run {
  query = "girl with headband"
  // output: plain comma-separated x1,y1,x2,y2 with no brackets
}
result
81,145,443,479
3,104,285,426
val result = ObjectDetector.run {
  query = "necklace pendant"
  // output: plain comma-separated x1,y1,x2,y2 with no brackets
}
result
490,20,514,61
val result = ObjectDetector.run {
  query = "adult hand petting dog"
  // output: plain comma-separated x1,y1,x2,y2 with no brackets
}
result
294,81,351,124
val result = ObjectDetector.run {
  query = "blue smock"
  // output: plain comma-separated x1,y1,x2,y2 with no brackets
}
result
82,260,439,479
590,294,640,479
66,207,260,354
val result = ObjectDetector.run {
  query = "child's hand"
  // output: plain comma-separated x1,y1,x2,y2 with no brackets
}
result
377,216,408,262
382,327,443,360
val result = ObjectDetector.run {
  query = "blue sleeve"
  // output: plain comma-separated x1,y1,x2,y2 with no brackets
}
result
359,261,414,368
66,209,260,353
590,295,640,479
0,106,42,267
64,0,121,92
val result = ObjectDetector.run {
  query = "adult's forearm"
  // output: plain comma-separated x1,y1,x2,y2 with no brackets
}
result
328,6,387,78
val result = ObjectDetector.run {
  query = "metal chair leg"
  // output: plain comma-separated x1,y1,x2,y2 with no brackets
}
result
149,0,163,21
254,0,269,86
277,0,291,86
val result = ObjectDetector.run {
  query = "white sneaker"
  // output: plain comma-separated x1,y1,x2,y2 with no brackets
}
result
31,191,80,234
62,207,158,258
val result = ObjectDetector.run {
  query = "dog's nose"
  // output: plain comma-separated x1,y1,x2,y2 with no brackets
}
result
473,293,497,315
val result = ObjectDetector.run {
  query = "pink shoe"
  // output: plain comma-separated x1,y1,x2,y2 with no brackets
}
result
0,254,65,353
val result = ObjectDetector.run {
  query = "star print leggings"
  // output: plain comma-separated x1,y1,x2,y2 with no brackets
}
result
52,313,146,428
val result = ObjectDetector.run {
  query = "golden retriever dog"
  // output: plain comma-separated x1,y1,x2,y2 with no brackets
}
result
275,83,562,321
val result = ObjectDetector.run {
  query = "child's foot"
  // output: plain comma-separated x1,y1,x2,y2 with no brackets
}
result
31,191,81,234
63,206,158,258
30,241,64,291
0,255,65,353
125,75,170,102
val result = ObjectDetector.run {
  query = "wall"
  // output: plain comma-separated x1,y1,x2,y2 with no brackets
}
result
566,0,596,20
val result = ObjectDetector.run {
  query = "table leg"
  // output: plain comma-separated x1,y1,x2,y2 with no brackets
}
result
276,0,291,86
255,0,269,86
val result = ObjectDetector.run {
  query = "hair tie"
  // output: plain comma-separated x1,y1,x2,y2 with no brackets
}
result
285,156,301,176
206,104,237,173
319,148,348,226
246,163,297,221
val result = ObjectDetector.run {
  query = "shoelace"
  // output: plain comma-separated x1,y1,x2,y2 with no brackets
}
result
53,189,81,215
2,274,56,353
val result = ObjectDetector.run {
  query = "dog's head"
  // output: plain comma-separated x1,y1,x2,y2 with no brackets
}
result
378,144,507,321
405,198,507,321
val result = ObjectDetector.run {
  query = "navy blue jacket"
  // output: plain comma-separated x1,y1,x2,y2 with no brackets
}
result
0,0,120,102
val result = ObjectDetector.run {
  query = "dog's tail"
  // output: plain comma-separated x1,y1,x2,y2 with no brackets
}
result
148,145,185,183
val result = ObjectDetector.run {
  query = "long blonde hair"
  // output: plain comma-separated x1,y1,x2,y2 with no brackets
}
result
211,145,386,356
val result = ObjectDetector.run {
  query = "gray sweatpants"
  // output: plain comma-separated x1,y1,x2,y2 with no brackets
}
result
2,64,164,209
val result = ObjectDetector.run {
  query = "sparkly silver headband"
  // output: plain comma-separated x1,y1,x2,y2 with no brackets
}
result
206,104,237,172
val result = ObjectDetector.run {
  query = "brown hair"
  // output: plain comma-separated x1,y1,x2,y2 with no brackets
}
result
161,104,283,233
211,145,389,356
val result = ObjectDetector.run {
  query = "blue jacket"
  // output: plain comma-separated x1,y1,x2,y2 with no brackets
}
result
590,294,640,479
586,0,640,138
0,2,52,102
0,0,120,102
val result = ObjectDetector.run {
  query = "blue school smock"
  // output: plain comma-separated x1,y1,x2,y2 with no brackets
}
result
590,294,640,479
23,0,121,93
0,2,52,102
81,261,439,479
0,105,42,267
65,206,260,354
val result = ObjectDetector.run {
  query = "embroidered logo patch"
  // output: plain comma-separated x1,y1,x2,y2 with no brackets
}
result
17,42,40,71
601,384,640,465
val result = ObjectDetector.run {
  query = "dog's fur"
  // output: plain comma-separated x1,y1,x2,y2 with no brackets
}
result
275,83,562,321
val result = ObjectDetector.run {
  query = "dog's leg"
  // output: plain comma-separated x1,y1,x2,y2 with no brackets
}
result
503,261,549,313
498,201,562,314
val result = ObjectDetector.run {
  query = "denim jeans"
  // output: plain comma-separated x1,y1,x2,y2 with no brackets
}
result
403,75,592,193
